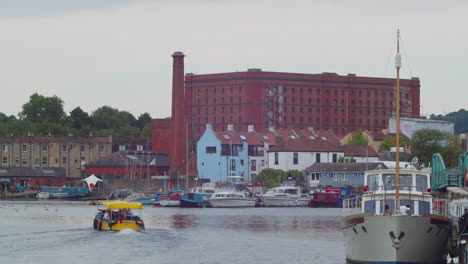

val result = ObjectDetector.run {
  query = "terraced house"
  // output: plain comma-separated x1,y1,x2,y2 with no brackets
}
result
0,135,112,184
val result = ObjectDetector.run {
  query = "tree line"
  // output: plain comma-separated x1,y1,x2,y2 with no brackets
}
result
0,93,152,139
427,108,468,134
349,129,463,168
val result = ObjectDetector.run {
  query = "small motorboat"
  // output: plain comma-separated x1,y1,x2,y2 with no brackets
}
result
209,184,256,208
180,183,219,208
93,201,145,231
159,189,184,207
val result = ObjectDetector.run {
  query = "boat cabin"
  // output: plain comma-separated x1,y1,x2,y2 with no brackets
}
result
360,169,432,216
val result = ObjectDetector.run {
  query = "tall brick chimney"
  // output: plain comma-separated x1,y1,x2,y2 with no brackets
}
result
170,52,186,173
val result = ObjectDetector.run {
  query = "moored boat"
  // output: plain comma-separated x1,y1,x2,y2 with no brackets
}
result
308,188,353,208
342,167,452,263
180,182,219,208
209,184,256,208
37,186,87,199
159,189,184,207
261,179,310,207
93,201,145,231
342,30,452,264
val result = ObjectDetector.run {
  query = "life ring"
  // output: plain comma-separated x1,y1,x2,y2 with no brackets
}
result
93,219,98,229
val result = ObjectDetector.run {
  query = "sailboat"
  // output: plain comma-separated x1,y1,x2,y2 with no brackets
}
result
341,30,453,263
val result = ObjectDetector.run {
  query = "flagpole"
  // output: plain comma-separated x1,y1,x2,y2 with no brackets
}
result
147,151,150,190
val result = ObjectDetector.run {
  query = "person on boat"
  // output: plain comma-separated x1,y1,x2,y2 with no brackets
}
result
459,208,468,235
103,210,111,220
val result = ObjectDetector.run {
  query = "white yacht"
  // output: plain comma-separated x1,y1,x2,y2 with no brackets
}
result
342,167,452,263
261,179,310,207
209,184,256,208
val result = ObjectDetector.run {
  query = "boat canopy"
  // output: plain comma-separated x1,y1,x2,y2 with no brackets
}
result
101,200,144,210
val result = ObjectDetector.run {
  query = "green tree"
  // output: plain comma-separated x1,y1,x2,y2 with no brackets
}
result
79,125,94,137
252,168,284,189
141,123,152,139
410,129,462,167
378,136,410,152
2,120,38,137
285,170,304,182
36,121,70,137
430,109,468,134
117,126,140,138
70,107,91,130
19,93,67,124
136,112,152,130
0,112,16,123
90,106,133,131
348,130,368,146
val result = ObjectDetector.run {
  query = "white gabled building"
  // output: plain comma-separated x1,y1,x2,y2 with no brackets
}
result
267,137,344,172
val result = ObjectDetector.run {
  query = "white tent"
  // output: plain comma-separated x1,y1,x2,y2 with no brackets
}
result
81,174,103,189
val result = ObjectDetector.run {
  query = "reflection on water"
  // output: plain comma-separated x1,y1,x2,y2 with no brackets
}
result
0,201,346,264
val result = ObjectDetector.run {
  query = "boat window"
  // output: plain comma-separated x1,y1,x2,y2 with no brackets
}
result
364,200,376,214
399,175,413,190
418,201,430,215
416,174,428,191
383,174,395,190
379,199,395,214
273,189,285,193
286,189,297,194
367,174,379,191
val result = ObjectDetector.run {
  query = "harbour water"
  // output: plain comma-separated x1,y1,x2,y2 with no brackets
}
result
0,201,346,264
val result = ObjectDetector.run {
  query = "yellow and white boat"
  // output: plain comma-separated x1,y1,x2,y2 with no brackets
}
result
93,201,145,231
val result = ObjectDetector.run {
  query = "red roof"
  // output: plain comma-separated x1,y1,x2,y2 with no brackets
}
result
256,132,276,145
237,132,262,145
216,131,242,145
214,129,276,146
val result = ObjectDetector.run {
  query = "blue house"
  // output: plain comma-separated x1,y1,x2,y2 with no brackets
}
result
197,124,249,183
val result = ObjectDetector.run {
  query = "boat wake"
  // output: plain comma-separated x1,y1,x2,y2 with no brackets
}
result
116,228,140,235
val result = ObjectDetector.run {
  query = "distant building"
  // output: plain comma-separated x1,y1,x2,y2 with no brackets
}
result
303,162,384,188
0,167,66,187
0,136,112,182
342,145,379,162
151,52,421,177
267,136,344,172
112,136,151,152
84,151,169,181
389,117,454,138
196,124,275,183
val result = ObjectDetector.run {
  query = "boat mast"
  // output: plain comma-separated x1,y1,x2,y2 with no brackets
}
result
395,29,401,211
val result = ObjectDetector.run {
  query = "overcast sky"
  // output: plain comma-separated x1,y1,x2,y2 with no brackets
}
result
1,0,466,119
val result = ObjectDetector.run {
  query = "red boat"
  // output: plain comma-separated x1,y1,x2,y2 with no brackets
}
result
308,188,353,207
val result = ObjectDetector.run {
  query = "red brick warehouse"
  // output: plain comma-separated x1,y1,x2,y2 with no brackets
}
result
185,69,420,138
152,52,421,173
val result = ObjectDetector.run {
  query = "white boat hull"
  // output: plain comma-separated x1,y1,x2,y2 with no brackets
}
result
159,200,181,207
343,214,451,263
262,196,309,207
210,198,256,208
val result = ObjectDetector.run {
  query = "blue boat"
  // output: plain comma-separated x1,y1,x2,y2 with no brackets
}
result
38,186,87,199
180,183,219,208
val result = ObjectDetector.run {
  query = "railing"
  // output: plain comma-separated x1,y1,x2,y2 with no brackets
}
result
356,184,432,216
342,195,362,216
